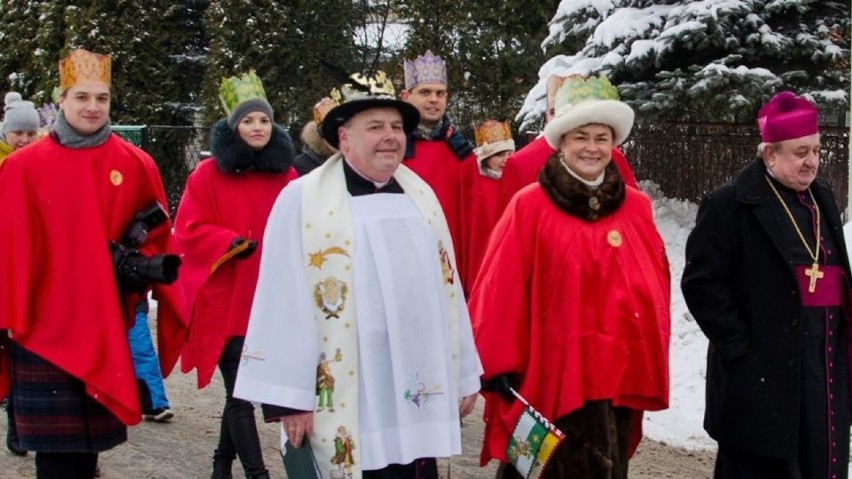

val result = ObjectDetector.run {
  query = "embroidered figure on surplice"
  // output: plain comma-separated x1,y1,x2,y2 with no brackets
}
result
316,352,337,412
314,277,348,319
331,425,356,478
438,240,454,285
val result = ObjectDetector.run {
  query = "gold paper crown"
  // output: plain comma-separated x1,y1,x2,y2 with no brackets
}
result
218,70,268,116
475,120,512,147
313,97,335,125
553,75,620,118
329,71,397,105
59,49,111,92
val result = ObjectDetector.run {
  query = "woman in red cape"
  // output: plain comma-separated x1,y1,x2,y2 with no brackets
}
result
470,76,670,479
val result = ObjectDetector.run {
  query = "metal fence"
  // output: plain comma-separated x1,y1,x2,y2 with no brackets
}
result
623,123,849,213
119,123,849,217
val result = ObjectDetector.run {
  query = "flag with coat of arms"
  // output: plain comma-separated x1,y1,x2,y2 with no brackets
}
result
505,387,565,479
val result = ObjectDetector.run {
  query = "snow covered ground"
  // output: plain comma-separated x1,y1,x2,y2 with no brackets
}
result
639,181,715,449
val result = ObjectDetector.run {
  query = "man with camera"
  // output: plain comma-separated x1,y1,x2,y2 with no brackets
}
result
0,48,187,479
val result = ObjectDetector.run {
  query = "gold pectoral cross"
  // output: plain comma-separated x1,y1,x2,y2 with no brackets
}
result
804,263,824,293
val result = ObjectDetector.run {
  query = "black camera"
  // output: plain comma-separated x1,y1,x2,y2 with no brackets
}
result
110,202,181,293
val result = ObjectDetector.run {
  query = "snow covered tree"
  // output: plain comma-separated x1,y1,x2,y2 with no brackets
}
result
517,0,850,129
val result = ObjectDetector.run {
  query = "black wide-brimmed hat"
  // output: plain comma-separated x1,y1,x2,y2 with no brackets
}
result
320,70,420,149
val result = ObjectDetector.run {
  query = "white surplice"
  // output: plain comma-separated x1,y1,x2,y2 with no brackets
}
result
235,178,482,471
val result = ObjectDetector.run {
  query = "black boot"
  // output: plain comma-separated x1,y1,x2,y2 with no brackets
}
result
211,450,234,479
247,473,270,479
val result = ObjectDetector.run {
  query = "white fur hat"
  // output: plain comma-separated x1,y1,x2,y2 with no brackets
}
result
474,119,515,163
543,76,634,149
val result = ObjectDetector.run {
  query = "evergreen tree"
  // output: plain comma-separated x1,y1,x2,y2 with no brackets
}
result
518,0,850,127
201,0,358,131
397,0,560,138
0,1,47,98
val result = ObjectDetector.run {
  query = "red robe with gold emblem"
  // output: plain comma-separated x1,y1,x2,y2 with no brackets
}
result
174,159,298,388
496,136,638,215
469,183,670,465
0,134,187,426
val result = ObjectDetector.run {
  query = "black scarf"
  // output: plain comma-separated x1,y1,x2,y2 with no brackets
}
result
538,152,626,221
209,118,295,174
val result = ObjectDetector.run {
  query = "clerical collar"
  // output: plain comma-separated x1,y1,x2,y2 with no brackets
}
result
342,158,403,196
559,157,605,188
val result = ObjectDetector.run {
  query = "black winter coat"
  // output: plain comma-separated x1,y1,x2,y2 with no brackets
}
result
681,157,852,458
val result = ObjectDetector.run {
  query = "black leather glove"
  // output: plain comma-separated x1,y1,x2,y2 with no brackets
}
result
231,237,258,259
482,373,521,402
444,125,474,159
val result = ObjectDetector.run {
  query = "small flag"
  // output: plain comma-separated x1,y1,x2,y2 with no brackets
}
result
505,388,565,479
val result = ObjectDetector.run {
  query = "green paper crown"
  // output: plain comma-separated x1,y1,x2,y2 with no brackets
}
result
553,76,620,116
219,70,268,116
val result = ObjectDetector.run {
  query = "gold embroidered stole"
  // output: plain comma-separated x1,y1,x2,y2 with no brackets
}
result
301,153,460,476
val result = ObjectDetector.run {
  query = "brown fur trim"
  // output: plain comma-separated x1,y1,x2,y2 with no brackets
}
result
300,121,335,158
538,152,625,221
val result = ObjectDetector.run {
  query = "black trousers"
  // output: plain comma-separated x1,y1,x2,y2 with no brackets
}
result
35,452,98,479
216,336,268,477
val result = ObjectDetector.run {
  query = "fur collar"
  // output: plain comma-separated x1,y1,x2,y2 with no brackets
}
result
210,118,295,174
300,121,335,159
538,152,626,221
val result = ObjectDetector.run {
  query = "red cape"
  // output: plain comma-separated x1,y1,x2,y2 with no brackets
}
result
174,159,298,388
0,134,187,426
458,160,501,297
496,136,638,215
403,140,473,279
469,184,670,465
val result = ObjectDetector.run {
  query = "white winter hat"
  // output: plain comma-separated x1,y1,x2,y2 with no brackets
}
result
543,76,634,148
1,92,39,135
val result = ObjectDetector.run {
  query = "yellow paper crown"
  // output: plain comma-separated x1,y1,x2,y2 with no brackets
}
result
329,70,397,105
475,120,512,147
59,49,111,91
313,97,336,125
218,70,268,116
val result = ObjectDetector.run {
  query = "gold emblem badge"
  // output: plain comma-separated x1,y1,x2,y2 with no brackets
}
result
314,277,348,319
607,230,622,247
109,169,123,186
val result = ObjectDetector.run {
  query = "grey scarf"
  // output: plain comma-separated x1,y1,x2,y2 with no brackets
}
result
53,110,112,149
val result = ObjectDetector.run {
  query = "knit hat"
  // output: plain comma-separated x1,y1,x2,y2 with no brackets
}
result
474,120,515,164
757,91,818,143
1,92,40,135
403,50,447,90
543,76,634,148
219,70,274,130
321,70,420,149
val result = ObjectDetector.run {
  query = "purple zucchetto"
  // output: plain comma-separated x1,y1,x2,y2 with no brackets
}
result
403,50,447,90
757,91,819,143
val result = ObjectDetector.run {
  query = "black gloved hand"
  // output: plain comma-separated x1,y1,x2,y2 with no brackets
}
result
109,241,150,293
444,125,474,159
231,237,258,259
110,241,181,293
482,373,521,402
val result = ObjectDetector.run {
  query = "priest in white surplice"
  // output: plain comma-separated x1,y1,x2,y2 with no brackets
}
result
234,70,482,479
